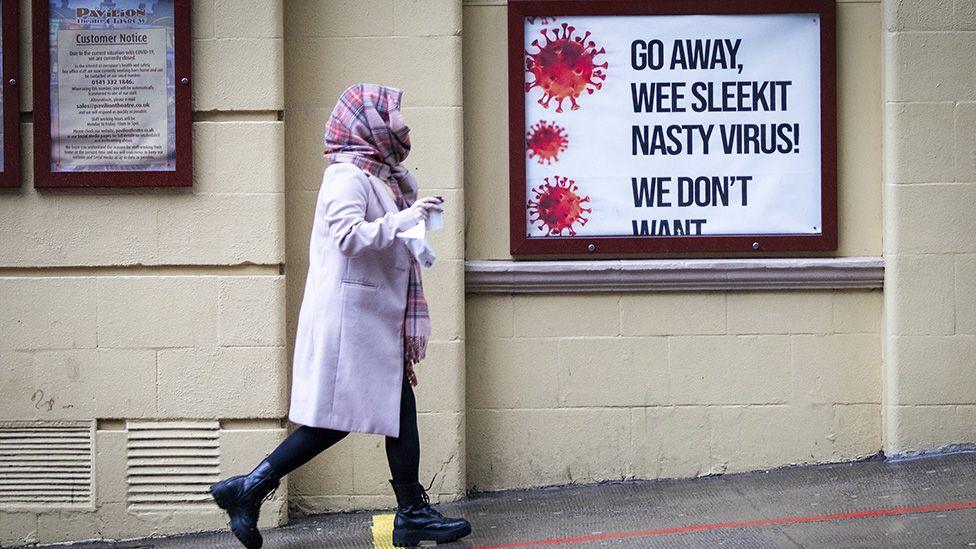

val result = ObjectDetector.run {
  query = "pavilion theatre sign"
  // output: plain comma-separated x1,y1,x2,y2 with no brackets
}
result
508,0,837,255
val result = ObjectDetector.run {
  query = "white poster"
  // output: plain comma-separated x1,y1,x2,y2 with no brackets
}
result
522,14,822,238
56,28,166,167
49,0,176,172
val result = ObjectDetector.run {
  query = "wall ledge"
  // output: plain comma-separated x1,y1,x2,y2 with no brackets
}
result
464,257,885,293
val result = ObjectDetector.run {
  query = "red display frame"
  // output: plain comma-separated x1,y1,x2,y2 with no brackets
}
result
32,0,192,188
508,0,837,256
0,0,21,188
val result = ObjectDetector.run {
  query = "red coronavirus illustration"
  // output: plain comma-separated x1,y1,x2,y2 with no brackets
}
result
526,120,569,164
525,23,608,112
526,16,556,25
527,176,591,236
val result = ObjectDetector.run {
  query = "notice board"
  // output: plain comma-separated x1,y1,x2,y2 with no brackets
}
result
508,0,837,255
0,0,20,188
33,0,191,188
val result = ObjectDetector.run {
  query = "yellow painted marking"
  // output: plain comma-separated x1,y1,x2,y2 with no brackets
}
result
371,512,396,549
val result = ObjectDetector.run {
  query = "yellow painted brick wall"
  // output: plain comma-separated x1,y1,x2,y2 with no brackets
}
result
882,0,976,453
466,290,882,489
0,0,288,544
463,0,885,491
283,0,466,514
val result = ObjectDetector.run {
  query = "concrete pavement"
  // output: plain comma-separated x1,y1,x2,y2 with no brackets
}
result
36,451,976,548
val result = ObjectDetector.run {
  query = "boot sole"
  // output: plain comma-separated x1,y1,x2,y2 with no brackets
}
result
392,523,472,547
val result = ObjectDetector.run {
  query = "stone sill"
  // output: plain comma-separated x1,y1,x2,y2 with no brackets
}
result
464,257,884,293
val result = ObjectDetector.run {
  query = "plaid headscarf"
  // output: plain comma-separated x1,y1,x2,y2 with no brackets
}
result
324,84,430,365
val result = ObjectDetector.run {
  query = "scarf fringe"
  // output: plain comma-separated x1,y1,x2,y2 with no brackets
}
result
405,335,428,365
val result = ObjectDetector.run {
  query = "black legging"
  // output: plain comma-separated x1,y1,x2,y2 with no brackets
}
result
265,375,420,485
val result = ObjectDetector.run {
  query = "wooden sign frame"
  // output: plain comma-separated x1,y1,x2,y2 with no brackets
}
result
508,0,837,256
32,0,192,188
0,0,21,188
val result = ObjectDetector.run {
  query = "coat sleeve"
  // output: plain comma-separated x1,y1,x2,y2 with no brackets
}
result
320,166,418,256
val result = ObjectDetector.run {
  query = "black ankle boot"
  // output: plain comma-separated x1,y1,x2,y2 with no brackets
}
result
209,459,281,549
389,481,472,547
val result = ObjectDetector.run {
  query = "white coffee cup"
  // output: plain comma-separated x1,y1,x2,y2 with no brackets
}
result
427,208,444,231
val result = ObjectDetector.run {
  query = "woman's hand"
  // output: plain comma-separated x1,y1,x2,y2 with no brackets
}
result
406,196,444,224
405,364,418,387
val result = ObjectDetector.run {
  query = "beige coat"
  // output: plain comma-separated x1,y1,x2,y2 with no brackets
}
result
288,162,418,437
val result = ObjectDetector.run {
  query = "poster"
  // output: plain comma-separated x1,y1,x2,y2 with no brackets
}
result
48,0,175,172
511,3,836,255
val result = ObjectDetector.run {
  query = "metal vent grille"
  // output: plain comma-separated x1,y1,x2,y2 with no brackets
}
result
0,421,94,507
126,420,220,511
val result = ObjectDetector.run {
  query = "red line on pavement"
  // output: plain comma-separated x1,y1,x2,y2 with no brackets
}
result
469,500,976,549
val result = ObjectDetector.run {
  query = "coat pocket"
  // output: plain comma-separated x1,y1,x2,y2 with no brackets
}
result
340,279,379,290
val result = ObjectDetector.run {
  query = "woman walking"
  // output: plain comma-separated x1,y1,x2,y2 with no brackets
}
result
209,83,471,549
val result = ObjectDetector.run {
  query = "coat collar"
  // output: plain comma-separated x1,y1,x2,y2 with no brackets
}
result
364,172,401,215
